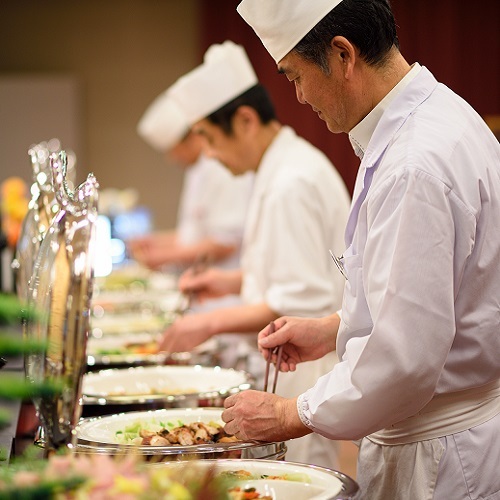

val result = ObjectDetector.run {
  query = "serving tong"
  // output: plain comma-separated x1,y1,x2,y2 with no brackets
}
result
263,321,283,393
173,252,211,316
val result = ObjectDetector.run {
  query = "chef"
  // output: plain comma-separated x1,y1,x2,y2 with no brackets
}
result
129,86,254,272
221,0,500,498
160,40,351,468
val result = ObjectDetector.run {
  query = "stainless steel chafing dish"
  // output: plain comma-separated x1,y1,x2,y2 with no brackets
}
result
74,407,286,462
150,458,359,499
85,334,219,370
75,440,287,462
81,365,253,417
86,284,220,369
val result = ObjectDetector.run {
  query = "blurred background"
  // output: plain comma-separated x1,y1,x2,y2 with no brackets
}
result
1,0,499,231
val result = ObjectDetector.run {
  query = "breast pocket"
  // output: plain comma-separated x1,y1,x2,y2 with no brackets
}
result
342,248,363,297
340,250,372,333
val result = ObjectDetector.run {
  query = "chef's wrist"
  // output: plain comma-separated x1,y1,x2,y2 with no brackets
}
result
201,310,221,337
279,397,311,439
318,313,340,351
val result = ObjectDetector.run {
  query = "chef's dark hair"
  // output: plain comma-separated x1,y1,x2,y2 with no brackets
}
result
206,84,276,135
294,0,399,74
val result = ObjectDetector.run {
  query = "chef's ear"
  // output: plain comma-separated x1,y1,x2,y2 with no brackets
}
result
232,105,260,135
330,36,357,78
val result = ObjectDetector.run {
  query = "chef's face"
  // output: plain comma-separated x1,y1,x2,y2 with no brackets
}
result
277,47,350,134
164,130,202,168
193,117,254,175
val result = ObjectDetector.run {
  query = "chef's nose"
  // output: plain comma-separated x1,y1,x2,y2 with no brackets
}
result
295,83,306,105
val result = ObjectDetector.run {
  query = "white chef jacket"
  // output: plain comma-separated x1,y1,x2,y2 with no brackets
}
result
298,67,500,498
177,155,254,365
240,126,349,316
177,154,254,270
240,126,351,468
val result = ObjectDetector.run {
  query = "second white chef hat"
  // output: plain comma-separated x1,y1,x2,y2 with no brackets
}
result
237,0,344,63
137,90,190,152
169,40,258,125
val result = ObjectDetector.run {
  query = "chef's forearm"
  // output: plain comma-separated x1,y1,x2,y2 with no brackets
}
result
209,302,278,336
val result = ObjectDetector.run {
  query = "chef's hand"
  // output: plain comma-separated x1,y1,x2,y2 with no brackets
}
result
222,391,310,442
258,314,340,372
158,312,215,354
133,245,173,270
127,236,155,266
178,267,242,302
127,232,175,270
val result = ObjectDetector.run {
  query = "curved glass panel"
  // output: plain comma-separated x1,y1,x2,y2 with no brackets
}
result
24,151,98,451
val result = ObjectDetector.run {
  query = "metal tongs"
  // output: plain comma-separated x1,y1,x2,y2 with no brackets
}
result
263,321,283,393
174,253,210,316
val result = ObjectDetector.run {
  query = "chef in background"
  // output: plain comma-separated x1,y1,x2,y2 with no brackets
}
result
129,88,254,273
160,40,351,469
130,79,255,371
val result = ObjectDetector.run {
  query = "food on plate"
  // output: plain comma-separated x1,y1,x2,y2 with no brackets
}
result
219,469,311,483
91,314,167,335
82,365,250,400
86,333,163,359
95,341,159,356
95,272,148,291
104,386,197,397
227,486,272,499
115,419,238,446
223,469,313,500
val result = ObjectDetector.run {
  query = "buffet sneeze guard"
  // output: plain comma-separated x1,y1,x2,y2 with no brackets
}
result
12,140,76,304
24,150,99,452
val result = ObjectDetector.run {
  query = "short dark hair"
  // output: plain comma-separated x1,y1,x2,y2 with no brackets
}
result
294,0,399,73
206,84,277,135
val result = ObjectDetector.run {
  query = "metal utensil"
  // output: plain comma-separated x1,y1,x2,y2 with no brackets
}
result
263,321,283,393
173,252,211,316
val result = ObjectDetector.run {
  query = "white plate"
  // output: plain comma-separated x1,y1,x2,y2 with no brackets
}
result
82,365,252,403
87,333,160,353
235,479,324,499
86,337,218,367
90,312,168,335
92,289,184,313
86,333,166,366
77,407,226,445
153,459,358,499
95,266,177,292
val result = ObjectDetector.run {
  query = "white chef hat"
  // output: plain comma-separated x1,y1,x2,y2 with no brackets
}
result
168,40,258,124
137,89,189,152
237,0,344,63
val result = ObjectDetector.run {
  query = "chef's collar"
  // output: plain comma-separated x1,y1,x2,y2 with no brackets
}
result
349,63,422,159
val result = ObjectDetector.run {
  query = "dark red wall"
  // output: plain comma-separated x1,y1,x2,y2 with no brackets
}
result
200,0,500,194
